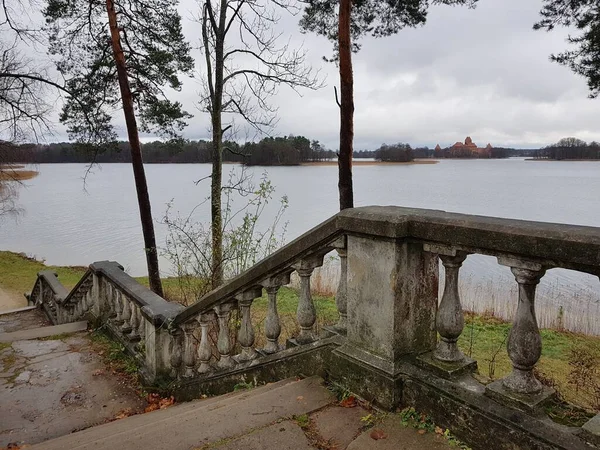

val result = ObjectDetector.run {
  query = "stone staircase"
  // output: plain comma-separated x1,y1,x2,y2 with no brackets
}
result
28,376,455,450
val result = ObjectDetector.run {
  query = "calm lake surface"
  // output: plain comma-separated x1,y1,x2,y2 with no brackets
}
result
3,159,600,333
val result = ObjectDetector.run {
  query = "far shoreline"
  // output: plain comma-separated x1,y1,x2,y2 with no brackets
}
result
301,159,439,166
525,158,600,162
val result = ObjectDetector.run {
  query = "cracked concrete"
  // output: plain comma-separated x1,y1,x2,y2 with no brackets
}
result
0,329,145,447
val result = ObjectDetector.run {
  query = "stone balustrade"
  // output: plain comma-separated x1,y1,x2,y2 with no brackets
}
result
27,207,600,450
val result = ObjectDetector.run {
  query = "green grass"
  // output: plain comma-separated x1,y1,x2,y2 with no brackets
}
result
0,251,87,295
459,313,600,412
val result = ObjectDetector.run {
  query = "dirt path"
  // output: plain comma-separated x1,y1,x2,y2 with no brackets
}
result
0,286,26,312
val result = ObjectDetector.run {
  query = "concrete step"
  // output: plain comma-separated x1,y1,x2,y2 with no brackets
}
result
32,376,334,450
0,321,88,342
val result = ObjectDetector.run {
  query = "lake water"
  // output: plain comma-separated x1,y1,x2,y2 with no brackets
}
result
3,159,600,333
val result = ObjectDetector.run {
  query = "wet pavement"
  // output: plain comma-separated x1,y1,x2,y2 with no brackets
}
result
0,311,145,448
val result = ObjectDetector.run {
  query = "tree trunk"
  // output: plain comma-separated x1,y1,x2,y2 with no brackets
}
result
338,0,354,210
106,0,163,296
208,0,228,289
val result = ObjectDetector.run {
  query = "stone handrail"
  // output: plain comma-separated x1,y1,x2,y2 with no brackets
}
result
26,206,600,449
28,261,184,381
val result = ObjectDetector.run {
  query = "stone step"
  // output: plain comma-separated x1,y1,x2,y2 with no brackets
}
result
0,321,88,342
31,376,334,450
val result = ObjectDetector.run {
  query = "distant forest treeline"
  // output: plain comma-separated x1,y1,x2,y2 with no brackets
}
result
5,137,591,166
534,138,600,160
2,136,336,165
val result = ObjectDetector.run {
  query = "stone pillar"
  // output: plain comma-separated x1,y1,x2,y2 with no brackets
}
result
486,257,553,412
333,236,348,333
235,287,262,362
292,254,324,345
435,253,468,362
331,237,438,409
144,316,173,382
215,303,236,369
260,272,292,354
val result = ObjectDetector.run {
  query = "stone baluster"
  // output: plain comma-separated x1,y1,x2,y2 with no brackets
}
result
114,289,124,325
106,284,117,319
235,287,263,362
215,303,236,369
169,330,183,378
181,322,198,378
498,258,546,395
197,312,215,374
332,237,348,332
128,304,141,342
138,311,146,342
260,272,292,354
292,254,325,344
120,297,132,334
434,251,469,362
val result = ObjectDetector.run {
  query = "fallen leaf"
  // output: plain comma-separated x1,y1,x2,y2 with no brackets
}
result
370,429,387,440
92,369,104,376
147,393,161,404
435,426,444,435
417,429,427,435
144,403,160,413
114,408,133,420
159,396,175,409
339,396,357,408
296,396,304,401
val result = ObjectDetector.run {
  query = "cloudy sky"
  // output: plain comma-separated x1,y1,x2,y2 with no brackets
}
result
31,0,600,150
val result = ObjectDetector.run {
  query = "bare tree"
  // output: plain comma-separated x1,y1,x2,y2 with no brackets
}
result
198,0,321,288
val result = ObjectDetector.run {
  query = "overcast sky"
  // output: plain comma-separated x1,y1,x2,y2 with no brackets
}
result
39,0,600,149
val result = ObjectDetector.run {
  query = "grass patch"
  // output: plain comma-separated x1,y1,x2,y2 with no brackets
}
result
0,342,11,352
0,251,87,295
459,313,600,411
89,329,140,376
1,351,17,371
0,169,38,181
38,332,76,341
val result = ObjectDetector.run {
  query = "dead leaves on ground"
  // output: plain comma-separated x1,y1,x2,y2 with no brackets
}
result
144,393,175,413
339,396,357,408
369,428,387,440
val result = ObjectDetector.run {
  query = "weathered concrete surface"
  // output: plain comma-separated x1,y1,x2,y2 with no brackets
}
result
32,376,334,450
0,309,50,334
216,421,314,450
0,333,145,447
346,416,453,450
311,405,369,449
0,321,88,342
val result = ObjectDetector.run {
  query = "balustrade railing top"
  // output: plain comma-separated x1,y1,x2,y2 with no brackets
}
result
175,206,600,326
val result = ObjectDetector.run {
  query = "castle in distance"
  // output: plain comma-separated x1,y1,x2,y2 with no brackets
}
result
435,136,493,158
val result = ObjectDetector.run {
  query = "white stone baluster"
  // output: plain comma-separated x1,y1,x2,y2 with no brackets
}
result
434,251,469,362
333,237,348,332
215,303,236,369
169,330,183,378
197,312,215,374
498,258,546,395
292,254,324,344
138,311,146,341
128,304,141,341
182,322,197,377
114,289,124,325
260,272,292,354
120,297,132,334
235,288,263,362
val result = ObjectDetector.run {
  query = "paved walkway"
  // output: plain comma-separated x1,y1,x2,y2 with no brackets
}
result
0,310,145,448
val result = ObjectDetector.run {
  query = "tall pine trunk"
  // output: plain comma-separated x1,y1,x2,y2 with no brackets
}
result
208,0,228,289
338,0,354,210
106,0,164,296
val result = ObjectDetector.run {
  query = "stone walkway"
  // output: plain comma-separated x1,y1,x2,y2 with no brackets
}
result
0,310,145,448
